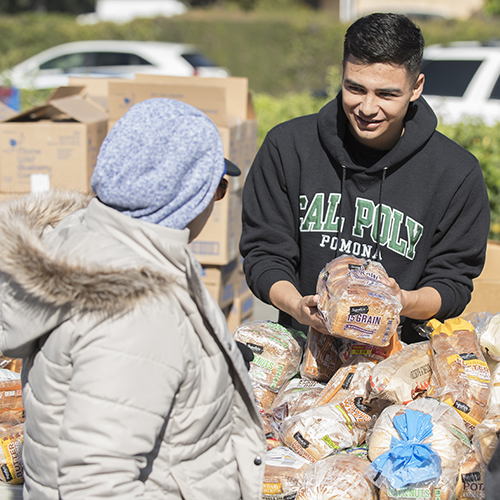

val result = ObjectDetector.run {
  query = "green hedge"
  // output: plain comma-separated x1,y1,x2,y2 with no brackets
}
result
4,11,500,95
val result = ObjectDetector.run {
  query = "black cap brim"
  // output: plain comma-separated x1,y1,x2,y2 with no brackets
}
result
224,158,241,176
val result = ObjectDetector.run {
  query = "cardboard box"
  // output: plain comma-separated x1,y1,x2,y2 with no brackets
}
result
225,288,254,334
107,75,258,189
201,258,243,309
189,188,242,265
0,91,108,193
464,240,500,315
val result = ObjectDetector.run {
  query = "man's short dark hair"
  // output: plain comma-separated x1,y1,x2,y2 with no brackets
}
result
343,13,425,80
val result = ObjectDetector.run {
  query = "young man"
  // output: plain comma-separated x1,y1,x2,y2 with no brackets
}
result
240,13,490,343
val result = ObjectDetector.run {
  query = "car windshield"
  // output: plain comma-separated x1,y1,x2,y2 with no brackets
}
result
181,53,217,68
421,59,482,97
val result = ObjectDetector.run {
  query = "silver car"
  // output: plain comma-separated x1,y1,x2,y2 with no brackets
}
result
1,40,230,90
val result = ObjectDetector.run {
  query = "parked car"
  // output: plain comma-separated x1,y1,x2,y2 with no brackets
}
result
422,41,500,125
77,0,188,25
1,40,229,90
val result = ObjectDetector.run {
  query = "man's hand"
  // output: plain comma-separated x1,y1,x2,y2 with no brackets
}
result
269,281,329,334
383,277,442,320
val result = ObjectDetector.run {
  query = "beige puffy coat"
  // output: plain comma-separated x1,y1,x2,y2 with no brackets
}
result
0,191,266,499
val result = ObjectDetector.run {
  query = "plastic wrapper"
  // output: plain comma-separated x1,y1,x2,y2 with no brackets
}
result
0,424,23,485
426,317,491,436
368,398,470,473
377,468,458,500
466,311,500,362
337,333,404,364
269,378,325,423
455,451,485,499
300,327,341,382
369,341,432,404
0,371,22,422
472,414,500,465
295,454,377,500
366,407,443,490
262,413,283,451
0,358,22,374
313,355,375,407
253,383,278,413
317,255,402,347
487,362,500,413
280,396,388,462
262,446,311,499
234,321,303,392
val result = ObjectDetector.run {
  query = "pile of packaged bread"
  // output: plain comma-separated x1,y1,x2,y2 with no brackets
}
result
234,255,500,500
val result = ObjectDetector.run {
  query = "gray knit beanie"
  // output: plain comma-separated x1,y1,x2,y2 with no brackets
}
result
91,98,225,229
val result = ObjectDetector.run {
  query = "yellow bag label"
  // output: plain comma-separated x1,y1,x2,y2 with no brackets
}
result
428,317,474,337
0,431,23,484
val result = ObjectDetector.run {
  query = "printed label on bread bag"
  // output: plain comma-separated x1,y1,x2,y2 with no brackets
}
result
350,305,369,316
266,447,310,469
0,431,23,484
386,486,432,498
247,343,264,354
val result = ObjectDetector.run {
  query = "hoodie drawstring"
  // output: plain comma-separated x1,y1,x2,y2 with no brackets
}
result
334,165,347,259
375,167,387,261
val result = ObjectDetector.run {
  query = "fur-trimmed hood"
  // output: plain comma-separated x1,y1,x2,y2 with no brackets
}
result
0,190,191,357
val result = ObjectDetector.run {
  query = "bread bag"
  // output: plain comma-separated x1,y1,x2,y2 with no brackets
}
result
426,317,491,435
455,451,485,500
378,468,458,500
313,354,375,407
295,454,377,500
369,340,432,404
472,414,500,465
269,378,325,423
0,423,23,484
368,398,470,470
280,396,387,462
317,255,402,347
300,327,341,382
234,321,303,392
262,446,311,499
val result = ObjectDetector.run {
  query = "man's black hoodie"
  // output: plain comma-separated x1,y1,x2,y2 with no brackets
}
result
240,94,490,343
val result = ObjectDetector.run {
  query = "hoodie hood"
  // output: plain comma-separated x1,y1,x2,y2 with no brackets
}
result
0,191,180,358
318,93,438,175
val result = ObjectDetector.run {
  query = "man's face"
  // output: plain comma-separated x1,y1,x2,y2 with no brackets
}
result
341,56,425,150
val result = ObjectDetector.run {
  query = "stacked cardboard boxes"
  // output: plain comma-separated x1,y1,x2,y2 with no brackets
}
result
464,240,500,315
0,86,108,195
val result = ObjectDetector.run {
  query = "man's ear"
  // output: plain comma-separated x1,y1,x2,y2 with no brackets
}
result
410,73,425,102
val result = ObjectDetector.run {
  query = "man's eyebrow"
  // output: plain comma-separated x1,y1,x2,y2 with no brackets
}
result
343,78,404,94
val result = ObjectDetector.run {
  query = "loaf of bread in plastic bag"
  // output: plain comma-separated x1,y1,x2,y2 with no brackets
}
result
263,446,311,498
368,397,470,470
426,317,491,436
314,355,375,407
378,468,457,500
234,320,303,392
281,396,387,462
369,341,432,404
317,255,402,347
295,454,377,500
300,327,341,382
269,378,325,423
455,451,485,500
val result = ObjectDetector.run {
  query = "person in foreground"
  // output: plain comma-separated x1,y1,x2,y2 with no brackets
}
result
240,12,490,343
0,98,266,499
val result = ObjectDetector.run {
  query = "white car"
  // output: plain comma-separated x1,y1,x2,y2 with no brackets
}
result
422,41,500,125
1,40,230,90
